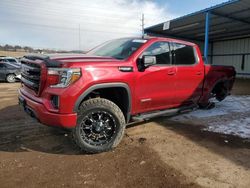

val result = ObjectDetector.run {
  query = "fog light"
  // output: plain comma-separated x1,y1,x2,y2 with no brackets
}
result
51,95,59,109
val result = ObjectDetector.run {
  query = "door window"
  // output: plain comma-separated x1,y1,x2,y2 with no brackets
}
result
7,59,18,63
143,42,171,65
172,43,196,65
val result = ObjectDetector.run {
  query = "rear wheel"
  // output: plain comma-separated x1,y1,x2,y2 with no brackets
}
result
72,98,126,153
215,85,228,101
6,74,16,83
199,81,229,109
212,82,229,101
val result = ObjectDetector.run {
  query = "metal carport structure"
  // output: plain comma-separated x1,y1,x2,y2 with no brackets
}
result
145,0,250,77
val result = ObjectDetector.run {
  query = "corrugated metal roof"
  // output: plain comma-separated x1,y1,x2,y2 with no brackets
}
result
145,0,250,42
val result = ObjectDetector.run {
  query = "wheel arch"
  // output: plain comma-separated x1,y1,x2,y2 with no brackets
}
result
200,77,229,105
74,82,132,122
211,78,230,92
204,77,230,102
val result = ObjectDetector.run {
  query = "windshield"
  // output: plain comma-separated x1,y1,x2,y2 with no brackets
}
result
7,59,18,63
88,38,148,60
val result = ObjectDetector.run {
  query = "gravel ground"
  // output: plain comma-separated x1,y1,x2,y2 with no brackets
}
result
0,80,249,188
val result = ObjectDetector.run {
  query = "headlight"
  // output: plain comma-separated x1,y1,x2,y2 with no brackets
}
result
47,68,81,88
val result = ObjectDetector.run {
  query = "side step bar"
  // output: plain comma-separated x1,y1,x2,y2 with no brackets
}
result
132,104,198,121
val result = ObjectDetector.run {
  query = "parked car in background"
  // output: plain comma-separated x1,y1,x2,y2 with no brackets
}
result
0,60,21,82
0,56,21,65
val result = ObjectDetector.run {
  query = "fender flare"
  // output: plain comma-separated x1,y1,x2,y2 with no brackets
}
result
204,77,229,101
200,77,228,104
73,82,132,121
210,78,229,94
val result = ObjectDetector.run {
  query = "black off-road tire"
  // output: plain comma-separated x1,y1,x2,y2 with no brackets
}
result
212,82,229,102
215,85,228,101
72,98,126,154
6,74,16,83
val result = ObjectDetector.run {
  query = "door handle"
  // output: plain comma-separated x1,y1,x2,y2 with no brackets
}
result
168,71,176,75
196,71,202,75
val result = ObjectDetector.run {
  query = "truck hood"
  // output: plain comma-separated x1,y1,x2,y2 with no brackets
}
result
49,53,116,61
23,54,119,67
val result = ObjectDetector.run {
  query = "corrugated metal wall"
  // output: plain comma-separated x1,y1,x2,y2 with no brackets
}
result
211,38,250,77
148,33,249,77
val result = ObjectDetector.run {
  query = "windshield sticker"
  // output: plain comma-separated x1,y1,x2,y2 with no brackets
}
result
132,39,147,43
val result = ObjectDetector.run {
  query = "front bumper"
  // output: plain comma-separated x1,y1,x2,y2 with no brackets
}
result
18,89,77,128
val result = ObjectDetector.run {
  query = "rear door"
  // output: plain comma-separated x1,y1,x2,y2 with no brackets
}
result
171,43,204,106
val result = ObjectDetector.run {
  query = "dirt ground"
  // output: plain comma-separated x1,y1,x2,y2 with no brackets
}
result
0,50,27,58
0,79,250,188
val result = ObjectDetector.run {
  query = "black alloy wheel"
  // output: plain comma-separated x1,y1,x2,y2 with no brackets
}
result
72,98,126,153
80,111,117,146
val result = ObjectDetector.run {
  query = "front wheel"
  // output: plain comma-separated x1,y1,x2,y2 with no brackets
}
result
6,74,16,83
72,98,126,153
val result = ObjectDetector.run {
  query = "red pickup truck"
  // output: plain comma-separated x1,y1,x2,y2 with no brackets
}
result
19,37,236,153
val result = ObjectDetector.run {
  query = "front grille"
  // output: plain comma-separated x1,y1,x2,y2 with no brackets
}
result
21,60,41,93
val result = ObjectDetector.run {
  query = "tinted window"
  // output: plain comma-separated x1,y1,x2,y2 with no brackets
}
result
143,42,170,65
7,59,18,63
173,43,196,65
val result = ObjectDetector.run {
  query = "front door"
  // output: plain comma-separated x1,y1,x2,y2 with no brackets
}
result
135,41,178,113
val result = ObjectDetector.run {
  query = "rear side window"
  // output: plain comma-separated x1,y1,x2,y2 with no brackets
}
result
143,42,171,65
7,59,17,63
173,43,196,65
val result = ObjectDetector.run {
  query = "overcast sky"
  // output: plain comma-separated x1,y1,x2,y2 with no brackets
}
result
0,0,227,51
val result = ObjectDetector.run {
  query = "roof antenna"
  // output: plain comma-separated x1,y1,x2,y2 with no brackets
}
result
141,13,145,39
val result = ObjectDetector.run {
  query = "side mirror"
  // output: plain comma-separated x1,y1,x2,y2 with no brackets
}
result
143,55,156,68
